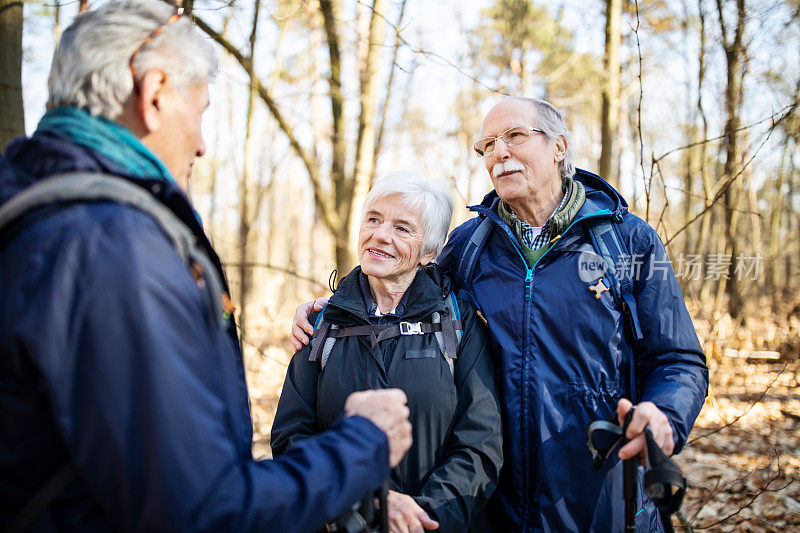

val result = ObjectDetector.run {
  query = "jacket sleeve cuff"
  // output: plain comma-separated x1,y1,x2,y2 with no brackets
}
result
340,415,391,473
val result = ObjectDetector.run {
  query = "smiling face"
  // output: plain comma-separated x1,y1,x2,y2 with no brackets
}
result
481,98,566,208
358,194,436,285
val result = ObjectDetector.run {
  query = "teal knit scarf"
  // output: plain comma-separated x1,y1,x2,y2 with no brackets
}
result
36,106,174,183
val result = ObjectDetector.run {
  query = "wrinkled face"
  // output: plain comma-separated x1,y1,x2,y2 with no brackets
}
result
480,98,565,206
358,195,435,283
152,81,209,192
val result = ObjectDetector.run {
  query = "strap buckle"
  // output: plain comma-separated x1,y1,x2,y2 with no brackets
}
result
399,322,423,335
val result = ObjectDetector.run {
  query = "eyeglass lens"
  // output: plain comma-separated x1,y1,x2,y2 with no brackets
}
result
475,127,532,156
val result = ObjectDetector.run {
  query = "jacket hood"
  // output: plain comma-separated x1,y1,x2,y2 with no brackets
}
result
1,132,196,227
473,168,628,219
1,132,120,208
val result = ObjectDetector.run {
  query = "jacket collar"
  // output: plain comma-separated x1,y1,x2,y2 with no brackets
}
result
470,168,627,222
325,265,449,325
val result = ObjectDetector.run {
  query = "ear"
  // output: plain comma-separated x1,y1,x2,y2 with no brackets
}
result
553,134,567,164
419,249,437,266
135,70,168,134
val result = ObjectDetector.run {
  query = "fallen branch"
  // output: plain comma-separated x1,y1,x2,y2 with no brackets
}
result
693,462,794,529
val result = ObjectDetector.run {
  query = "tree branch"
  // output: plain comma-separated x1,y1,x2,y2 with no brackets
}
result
686,362,789,445
191,12,342,234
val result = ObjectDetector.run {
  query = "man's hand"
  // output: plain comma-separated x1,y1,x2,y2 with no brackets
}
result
345,389,413,468
386,490,439,533
290,297,328,352
617,399,674,464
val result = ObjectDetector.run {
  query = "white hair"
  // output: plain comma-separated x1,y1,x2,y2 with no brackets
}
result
519,97,576,187
362,171,454,258
47,0,218,119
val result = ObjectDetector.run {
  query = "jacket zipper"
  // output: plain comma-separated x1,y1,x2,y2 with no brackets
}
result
482,207,614,528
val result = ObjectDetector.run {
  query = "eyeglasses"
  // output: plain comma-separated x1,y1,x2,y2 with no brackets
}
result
129,7,184,80
473,125,546,157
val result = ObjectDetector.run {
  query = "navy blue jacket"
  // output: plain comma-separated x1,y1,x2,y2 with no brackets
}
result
438,169,709,532
0,132,390,532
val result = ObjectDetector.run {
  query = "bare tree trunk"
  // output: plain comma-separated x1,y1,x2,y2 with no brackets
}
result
0,0,24,148
745,171,761,292
372,0,407,185
599,0,621,187
788,151,798,296
346,0,385,268
54,0,61,46
716,0,746,318
236,0,262,337
766,141,789,299
318,0,351,273
628,102,638,213
79,0,89,12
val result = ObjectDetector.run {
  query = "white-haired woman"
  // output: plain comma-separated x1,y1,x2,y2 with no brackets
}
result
271,172,503,532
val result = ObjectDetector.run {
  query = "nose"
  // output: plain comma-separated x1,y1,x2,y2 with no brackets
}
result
373,222,392,243
196,135,207,158
492,137,511,160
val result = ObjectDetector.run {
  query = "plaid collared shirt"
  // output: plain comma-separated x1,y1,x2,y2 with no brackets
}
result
519,191,569,250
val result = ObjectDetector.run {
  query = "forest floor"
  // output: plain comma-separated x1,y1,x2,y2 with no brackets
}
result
242,301,800,532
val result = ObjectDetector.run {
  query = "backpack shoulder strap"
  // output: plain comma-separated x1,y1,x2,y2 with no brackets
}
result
455,216,493,288
587,218,643,341
587,217,643,403
4,463,76,533
308,305,337,370
432,291,463,375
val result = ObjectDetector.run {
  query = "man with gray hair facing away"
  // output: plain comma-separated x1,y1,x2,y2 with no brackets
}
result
0,1,412,531
293,97,709,531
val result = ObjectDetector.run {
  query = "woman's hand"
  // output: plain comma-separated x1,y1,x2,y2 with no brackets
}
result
386,490,439,533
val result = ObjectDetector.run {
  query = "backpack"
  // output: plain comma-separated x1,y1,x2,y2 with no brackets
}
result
454,214,644,402
308,291,463,376
0,172,232,533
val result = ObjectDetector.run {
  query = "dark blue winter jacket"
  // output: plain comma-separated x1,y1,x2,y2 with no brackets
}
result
438,169,709,532
0,132,390,532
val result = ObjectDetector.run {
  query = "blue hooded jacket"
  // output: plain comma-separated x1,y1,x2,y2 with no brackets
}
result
0,132,390,532
438,169,709,532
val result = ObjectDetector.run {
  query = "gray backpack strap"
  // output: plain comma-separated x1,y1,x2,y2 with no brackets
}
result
0,172,229,329
309,307,339,371
309,320,331,363
433,292,463,375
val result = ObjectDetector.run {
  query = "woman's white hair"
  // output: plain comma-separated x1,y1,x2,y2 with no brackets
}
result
362,171,454,259
47,0,217,119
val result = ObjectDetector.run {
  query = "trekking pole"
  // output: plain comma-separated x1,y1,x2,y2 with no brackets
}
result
623,456,637,531
622,408,637,532
378,481,389,533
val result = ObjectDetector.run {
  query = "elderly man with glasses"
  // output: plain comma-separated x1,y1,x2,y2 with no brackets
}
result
0,1,413,531
294,97,708,532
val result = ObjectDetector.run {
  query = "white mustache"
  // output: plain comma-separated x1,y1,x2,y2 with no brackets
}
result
491,159,525,179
